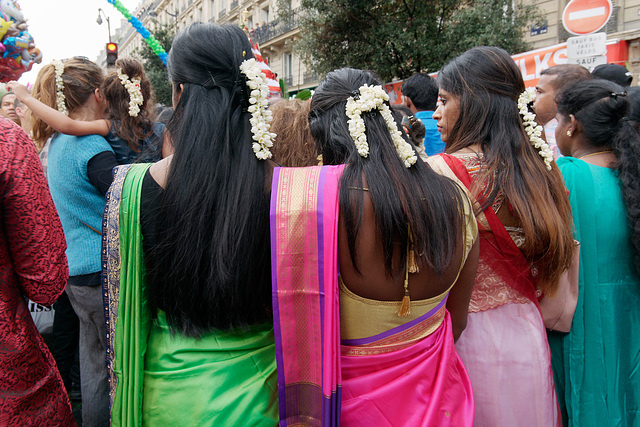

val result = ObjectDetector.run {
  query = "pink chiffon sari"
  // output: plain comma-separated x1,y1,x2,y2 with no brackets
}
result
271,165,474,427
428,154,561,427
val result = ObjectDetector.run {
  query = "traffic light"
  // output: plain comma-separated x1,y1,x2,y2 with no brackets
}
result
106,42,118,67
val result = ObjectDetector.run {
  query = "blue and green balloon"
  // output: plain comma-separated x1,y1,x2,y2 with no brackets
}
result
107,0,168,65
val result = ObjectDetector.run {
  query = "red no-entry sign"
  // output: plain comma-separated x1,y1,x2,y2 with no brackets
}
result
563,0,612,35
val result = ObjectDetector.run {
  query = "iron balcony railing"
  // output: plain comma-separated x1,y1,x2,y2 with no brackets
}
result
251,8,301,45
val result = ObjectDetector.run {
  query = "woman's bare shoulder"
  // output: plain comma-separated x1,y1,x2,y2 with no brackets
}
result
149,155,172,189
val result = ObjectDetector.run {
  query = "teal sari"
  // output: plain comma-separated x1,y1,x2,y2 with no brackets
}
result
549,158,640,426
103,164,278,426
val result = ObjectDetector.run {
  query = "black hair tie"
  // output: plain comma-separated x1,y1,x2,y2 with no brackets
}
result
351,89,360,100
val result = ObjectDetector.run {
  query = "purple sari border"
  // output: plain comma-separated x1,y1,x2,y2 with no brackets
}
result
322,387,342,427
269,166,288,425
340,294,449,346
317,166,327,401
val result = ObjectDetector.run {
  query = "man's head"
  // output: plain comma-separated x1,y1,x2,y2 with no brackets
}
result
401,73,438,113
533,64,592,125
0,92,18,123
591,63,633,87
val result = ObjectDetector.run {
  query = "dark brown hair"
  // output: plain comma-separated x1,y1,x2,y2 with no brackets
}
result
29,57,104,150
270,99,317,167
103,57,156,152
438,46,575,289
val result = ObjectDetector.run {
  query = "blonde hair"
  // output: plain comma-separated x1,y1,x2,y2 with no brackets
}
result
29,58,104,150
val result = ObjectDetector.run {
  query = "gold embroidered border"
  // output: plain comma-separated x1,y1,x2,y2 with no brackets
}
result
341,306,446,357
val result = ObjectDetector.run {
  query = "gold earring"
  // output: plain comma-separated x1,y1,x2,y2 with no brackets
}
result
566,130,572,137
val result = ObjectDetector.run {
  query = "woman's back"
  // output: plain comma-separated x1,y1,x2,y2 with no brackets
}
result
552,156,640,426
338,188,472,302
589,166,636,280
104,23,279,426
279,67,479,426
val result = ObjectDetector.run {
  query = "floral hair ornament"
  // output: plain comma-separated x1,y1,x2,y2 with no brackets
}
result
345,84,417,168
239,58,275,160
117,69,144,117
52,60,68,115
518,87,554,170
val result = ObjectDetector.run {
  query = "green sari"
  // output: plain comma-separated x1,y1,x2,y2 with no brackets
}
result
103,164,278,426
549,158,640,426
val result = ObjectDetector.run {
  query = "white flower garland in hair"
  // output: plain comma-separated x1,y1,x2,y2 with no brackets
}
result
117,69,144,117
345,84,417,168
239,58,275,160
518,87,554,171
52,60,68,116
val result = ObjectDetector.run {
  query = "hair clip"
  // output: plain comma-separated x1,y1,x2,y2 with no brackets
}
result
611,91,627,99
351,89,360,100
242,50,246,57
206,70,217,87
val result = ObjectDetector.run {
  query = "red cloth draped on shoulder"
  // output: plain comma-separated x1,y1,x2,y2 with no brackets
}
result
440,153,539,309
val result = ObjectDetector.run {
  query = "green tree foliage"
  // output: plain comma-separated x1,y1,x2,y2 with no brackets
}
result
445,0,542,58
134,22,175,107
286,0,543,82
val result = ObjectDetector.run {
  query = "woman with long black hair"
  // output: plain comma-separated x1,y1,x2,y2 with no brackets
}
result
103,23,277,425
270,67,478,426
428,46,575,426
550,79,640,426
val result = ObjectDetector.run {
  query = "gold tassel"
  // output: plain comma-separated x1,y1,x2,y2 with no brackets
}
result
407,224,419,273
397,288,411,317
408,249,419,273
397,236,411,317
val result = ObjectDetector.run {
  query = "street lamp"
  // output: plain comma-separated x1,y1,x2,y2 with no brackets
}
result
96,8,111,43
148,9,178,27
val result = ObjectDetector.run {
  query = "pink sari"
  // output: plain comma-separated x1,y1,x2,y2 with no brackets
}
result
271,165,474,426
428,154,561,427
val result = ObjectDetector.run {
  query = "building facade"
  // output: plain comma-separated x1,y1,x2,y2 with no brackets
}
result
105,0,317,95
103,0,640,90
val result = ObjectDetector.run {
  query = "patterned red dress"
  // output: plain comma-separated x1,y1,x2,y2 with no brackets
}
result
0,119,75,426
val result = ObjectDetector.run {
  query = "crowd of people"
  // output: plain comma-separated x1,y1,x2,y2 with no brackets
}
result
1,21,639,427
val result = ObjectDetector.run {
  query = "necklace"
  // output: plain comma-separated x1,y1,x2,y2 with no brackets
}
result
578,150,613,159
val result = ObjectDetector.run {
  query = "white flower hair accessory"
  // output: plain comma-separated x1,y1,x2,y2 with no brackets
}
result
239,58,275,160
117,69,144,117
518,87,554,170
345,84,417,168
52,60,68,116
